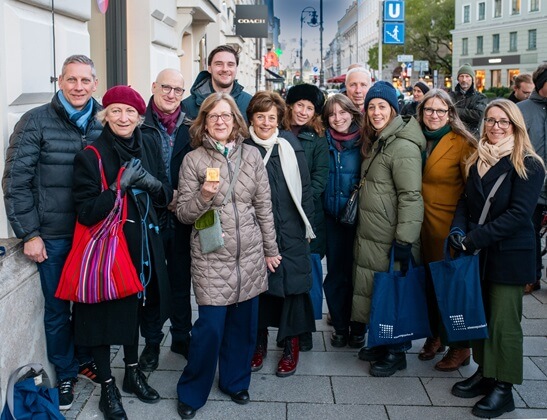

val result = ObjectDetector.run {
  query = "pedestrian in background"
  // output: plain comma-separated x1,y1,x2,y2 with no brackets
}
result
416,89,477,370
139,68,193,370
246,91,315,378
321,93,366,349
508,73,534,103
401,81,430,117
2,54,102,409
283,83,329,352
449,63,488,138
175,93,280,419
517,63,547,294
72,85,172,418
450,99,544,419
353,81,425,377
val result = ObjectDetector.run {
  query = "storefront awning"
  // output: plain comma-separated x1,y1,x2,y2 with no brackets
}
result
327,74,346,83
265,68,285,82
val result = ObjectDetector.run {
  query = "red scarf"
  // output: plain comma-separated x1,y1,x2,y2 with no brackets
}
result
328,125,360,151
151,101,181,135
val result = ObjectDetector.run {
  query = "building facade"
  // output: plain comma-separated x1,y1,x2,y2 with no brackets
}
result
452,0,546,90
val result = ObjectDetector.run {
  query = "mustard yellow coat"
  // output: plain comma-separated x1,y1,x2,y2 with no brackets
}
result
421,132,475,264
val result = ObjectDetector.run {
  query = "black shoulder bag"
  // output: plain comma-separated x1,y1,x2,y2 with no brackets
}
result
339,141,384,226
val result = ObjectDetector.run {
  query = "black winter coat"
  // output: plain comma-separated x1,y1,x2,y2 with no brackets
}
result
245,132,314,295
296,127,329,257
451,155,544,285
2,94,102,241
72,126,173,344
449,84,488,138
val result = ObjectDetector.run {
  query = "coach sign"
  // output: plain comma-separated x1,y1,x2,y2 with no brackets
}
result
235,5,268,38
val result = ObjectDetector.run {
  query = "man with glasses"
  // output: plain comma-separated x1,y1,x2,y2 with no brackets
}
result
518,63,547,294
183,45,252,122
449,63,487,138
139,69,193,370
2,54,102,410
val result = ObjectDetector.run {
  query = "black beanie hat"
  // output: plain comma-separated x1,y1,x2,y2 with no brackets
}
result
534,68,547,93
286,84,325,114
414,81,430,95
364,81,399,112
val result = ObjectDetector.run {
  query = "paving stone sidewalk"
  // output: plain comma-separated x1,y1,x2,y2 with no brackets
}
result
66,274,547,420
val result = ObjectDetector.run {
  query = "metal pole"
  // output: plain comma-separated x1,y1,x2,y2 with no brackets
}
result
378,0,383,81
300,13,304,83
319,0,324,87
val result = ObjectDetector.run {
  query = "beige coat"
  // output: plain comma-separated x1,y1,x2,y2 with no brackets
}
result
176,136,278,306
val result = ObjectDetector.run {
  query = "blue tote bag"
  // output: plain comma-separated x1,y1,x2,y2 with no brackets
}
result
368,251,431,348
1,363,63,420
429,241,489,342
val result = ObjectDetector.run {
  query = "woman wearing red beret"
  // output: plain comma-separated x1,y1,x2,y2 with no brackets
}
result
70,86,173,419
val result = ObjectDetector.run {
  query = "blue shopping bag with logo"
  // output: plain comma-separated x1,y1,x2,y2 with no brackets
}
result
368,251,431,348
429,241,489,342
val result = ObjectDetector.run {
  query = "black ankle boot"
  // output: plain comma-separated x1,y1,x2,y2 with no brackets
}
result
452,367,496,398
139,343,160,372
369,351,407,377
472,381,515,418
99,378,128,420
122,364,160,404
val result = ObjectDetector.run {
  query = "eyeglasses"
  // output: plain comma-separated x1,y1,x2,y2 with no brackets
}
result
207,113,234,122
423,107,449,117
160,84,185,96
484,118,512,129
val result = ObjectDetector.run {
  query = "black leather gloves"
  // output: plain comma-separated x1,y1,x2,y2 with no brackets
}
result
448,227,465,251
132,168,162,194
462,236,477,254
392,241,412,274
110,158,144,193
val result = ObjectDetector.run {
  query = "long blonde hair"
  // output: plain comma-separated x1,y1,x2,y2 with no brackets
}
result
465,99,544,178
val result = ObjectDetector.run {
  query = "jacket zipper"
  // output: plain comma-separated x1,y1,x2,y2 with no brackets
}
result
226,151,242,303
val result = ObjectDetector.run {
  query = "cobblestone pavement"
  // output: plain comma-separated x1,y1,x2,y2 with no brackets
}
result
65,274,547,420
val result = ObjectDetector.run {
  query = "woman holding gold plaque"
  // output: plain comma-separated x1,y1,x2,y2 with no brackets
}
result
175,92,281,419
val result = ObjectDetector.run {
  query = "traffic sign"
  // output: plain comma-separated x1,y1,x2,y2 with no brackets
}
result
397,54,413,62
414,60,429,72
384,23,405,44
384,1,405,22
312,66,319,74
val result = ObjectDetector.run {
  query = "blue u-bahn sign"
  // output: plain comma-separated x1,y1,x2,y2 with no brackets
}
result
383,1,405,45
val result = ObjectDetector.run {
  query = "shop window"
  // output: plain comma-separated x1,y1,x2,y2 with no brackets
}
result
475,70,485,92
491,70,501,88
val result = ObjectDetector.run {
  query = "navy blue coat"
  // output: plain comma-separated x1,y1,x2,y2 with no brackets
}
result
451,155,545,285
323,128,362,219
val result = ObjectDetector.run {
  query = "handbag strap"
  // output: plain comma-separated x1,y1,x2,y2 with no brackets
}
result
220,146,242,207
355,140,385,190
85,145,108,191
478,172,508,225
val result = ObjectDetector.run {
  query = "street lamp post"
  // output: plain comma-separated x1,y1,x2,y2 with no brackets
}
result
319,0,324,88
300,6,318,84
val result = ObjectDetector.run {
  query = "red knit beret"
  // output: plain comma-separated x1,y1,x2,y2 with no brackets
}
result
102,85,146,115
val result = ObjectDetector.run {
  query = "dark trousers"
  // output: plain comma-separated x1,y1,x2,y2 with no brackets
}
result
323,215,365,335
177,297,258,410
532,204,545,281
38,239,91,380
140,224,192,344
91,343,139,383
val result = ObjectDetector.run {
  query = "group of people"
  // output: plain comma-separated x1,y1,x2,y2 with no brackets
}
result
2,45,546,420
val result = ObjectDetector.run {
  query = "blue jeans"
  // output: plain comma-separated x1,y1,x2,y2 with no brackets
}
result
37,239,88,380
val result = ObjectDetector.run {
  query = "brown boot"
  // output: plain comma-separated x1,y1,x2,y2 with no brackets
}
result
435,347,471,372
418,337,445,361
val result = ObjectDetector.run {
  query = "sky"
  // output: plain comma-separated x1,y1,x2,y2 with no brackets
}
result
274,0,353,69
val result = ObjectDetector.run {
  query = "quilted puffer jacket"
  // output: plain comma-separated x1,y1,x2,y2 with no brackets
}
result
352,116,425,324
176,135,279,306
2,94,102,241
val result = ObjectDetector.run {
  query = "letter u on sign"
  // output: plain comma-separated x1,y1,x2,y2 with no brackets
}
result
384,1,405,22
